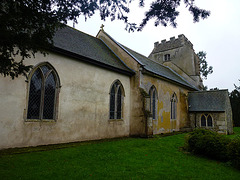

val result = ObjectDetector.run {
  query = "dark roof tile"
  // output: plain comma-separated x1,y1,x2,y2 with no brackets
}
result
188,90,228,112
121,45,198,90
52,26,134,75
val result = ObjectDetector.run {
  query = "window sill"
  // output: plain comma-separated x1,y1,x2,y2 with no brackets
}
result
25,119,56,122
200,126,214,128
108,119,124,124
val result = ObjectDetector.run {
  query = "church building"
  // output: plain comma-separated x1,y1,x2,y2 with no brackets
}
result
0,25,233,149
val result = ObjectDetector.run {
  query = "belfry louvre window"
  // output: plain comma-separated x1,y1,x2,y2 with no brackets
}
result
27,63,60,120
149,86,157,120
110,80,124,119
201,114,213,127
164,54,170,61
171,93,177,119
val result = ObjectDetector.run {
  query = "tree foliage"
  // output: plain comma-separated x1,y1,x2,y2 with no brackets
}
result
139,0,210,30
0,0,210,79
197,51,213,79
229,80,240,127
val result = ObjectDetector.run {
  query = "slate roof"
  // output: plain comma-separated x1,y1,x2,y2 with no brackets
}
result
52,26,134,76
188,90,228,112
121,44,198,90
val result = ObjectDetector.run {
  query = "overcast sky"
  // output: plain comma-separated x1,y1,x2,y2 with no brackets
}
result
69,0,240,92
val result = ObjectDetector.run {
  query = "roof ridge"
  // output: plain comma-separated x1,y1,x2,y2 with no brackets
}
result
99,39,136,74
189,89,228,93
166,65,199,90
52,25,134,76
99,30,144,65
63,25,97,39
121,45,198,90
121,43,177,70
97,29,198,90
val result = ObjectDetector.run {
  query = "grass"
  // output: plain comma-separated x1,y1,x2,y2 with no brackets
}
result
228,127,240,138
1,130,240,179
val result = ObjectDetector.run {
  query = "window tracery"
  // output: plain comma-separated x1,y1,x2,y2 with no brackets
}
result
110,80,124,119
27,63,60,120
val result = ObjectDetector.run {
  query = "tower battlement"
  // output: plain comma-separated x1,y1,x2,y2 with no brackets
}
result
153,34,193,53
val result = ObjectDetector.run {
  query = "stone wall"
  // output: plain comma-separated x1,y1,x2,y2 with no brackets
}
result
226,95,233,134
148,35,203,89
140,73,190,134
189,112,228,134
0,52,131,149
97,30,146,136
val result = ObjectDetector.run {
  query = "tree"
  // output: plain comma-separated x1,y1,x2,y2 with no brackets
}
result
229,80,240,126
0,0,210,79
197,51,213,79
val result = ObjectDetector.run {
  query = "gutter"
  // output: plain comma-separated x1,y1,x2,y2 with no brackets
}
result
142,68,198,91
51,47,135,77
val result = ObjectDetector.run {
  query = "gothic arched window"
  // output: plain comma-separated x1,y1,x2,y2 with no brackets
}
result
171,93,177,120
110,80,124,119
149,86,157,120
27,63,60,120
201,114,213,127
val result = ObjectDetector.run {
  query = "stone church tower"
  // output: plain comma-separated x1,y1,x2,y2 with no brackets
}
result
148,34,203,90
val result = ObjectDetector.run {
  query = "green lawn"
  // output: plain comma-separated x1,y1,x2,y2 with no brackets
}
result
228,127,240,138
1,130,240,179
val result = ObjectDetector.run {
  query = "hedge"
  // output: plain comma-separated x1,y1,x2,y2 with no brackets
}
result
184,129,240,168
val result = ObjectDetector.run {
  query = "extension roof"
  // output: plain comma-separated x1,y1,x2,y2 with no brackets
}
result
52,26,134,76
188,90,229,112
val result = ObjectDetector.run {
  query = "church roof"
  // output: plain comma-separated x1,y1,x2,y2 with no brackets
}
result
52,26,134,76
188,90,229,112
121,45,198,90
98,30,198,90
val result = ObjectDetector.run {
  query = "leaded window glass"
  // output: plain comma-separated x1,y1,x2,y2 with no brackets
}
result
117,88,122,119
27,64,59,120
27,69,42,119
201,115,206,127
110,85,116,119
171,93,177,120
200,114,213,127
207,115,213,127
149,86,157,120
43,72,56,119
109,80,124,119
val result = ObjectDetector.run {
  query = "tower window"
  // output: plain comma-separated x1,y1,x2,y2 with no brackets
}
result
164,54,170,61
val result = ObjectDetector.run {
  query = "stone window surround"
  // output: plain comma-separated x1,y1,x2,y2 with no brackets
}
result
149,85,158,120
109,80,125,120
164,54,170,61
200,113,214,128
24,62,60,122
170,93,177,120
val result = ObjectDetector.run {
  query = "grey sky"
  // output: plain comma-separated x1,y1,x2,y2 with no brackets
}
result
70,0,240,91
